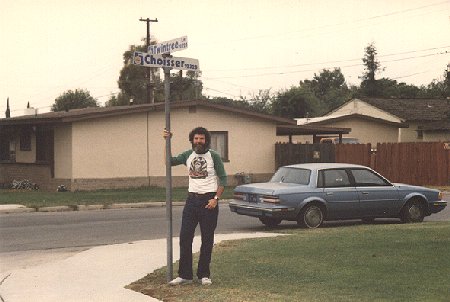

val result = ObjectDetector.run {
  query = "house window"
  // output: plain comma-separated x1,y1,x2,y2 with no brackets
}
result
20,128,32,151
210,131,229,162
416,126,423,140
36,130,53,163
0,132,15,162
0,137,10,161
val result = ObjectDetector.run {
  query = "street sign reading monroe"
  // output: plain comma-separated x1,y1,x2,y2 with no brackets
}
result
133,51,199,71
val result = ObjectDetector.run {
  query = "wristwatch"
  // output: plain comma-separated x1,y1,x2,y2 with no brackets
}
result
214,195,220,201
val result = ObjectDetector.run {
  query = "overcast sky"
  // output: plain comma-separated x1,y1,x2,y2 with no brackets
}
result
1,0,449,117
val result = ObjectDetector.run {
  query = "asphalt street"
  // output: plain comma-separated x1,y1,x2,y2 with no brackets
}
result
0,204,263,253
1,195,448,253
0,194,448,273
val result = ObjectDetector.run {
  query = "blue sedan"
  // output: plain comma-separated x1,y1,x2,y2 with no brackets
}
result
229,163,447,228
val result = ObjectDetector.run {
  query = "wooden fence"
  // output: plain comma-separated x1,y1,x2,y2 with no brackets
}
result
275,142,450,185
335,143,372,167
374,142,450,186
275,143,335,168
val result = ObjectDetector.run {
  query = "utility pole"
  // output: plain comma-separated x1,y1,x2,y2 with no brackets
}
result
5,97,10,118
139,17,158,103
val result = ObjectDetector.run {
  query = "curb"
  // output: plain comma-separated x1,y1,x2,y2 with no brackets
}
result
38,206,74,212
0,206,36,214
0,200,229,215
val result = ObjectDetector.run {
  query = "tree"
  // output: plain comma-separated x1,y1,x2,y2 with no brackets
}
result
107,43,204,106
302,68,350,111
306,68,346,97
243,89,273,113
417,74,449,98
271,86,322,118
360,42,383,97
170,70,203,101
109,44,162,106
51,89,98,112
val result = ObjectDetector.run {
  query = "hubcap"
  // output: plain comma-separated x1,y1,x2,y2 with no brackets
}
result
305,207,322,228
409,204,421,220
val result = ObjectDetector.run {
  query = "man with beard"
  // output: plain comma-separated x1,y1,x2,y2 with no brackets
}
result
164,127,227,286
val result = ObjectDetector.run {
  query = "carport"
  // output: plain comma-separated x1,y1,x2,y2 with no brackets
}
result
276,124,351,143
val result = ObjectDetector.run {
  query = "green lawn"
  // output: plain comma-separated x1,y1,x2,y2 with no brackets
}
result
127,222,450,302
1,186,446,209
0,187,234,208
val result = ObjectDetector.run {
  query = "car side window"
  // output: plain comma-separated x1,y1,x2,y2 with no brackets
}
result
351,169,390,186
321,169,351,187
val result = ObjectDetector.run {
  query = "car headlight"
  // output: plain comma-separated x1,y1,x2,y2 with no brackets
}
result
438,192,442,200
260,195,281,204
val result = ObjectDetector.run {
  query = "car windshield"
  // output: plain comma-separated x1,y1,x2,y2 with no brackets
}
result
341,138,359,144
270,167,311,185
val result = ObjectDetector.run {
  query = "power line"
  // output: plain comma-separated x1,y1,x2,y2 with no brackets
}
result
206,45,450,73
204,51,449,80
203,87,241,98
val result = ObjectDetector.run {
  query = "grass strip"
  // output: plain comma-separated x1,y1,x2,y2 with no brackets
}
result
0,187,234,208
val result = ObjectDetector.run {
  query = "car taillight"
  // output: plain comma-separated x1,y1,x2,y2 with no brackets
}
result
260,195,281,204
233,192,246,201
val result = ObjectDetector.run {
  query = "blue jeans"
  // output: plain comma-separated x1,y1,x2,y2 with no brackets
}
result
178,192,219,279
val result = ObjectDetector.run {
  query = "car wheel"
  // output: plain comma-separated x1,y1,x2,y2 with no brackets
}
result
259,217,282,227
400,198,425,223
298,204,324,228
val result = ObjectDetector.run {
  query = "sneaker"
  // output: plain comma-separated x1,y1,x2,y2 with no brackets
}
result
168,277,193,286
200,277,212,285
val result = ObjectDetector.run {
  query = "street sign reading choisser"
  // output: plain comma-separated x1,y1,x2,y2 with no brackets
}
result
133,51,199,71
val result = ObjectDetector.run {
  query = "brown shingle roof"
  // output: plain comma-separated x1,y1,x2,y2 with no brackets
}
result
362,98,450,122
0,100,297,126
421,120,450,131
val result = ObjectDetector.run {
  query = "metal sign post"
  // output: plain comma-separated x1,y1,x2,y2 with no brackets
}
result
133,33,199,283
164,63,173,282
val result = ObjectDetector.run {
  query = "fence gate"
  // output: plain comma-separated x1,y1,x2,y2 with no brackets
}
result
335,143,372,167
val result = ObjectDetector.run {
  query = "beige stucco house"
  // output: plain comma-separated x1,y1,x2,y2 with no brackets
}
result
0,100,349,191
296,98,450,145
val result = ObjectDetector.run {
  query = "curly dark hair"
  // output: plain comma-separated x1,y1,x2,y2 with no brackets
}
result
189,127,211,149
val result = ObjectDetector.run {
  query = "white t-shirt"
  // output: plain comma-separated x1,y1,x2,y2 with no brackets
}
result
186,151,218,193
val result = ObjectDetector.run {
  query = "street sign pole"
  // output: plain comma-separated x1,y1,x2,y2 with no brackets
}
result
133,34,198,283
164,62,173,282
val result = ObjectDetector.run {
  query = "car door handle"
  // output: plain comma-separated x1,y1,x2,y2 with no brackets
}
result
361,192,369,195
326,192,333,196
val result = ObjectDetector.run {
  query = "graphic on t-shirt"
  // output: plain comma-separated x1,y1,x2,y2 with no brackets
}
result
189,157,208,179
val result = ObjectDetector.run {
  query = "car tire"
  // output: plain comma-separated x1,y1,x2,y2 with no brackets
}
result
259,217,282,227
298,204,324,228
400,198,425,223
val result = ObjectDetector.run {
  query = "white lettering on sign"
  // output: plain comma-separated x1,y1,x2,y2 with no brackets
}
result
148,36,188,55
133,51,199,71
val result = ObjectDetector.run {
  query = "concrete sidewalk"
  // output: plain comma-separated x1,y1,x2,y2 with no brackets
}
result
0,232,283,302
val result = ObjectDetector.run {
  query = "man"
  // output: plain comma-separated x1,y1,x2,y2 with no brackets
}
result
164,127,227,286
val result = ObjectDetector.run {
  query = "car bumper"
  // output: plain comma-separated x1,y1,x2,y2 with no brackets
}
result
429,200,447,214
229,200,296,219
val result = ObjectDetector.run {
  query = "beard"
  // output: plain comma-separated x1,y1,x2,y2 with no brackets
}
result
192,143,208,154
